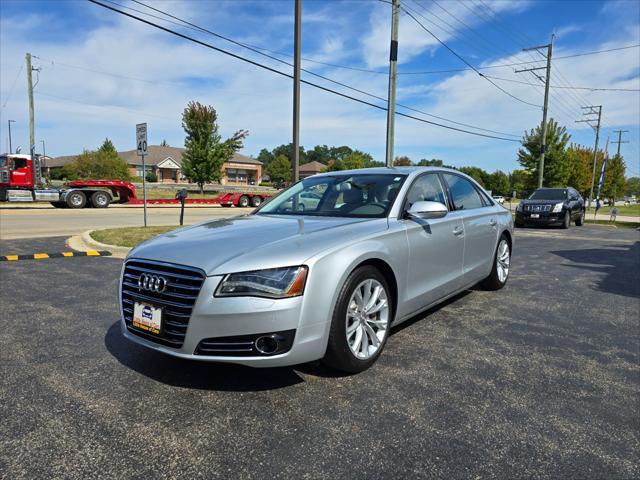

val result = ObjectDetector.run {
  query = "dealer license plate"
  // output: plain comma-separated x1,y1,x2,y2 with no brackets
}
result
530,213,540,218
133,302,162,335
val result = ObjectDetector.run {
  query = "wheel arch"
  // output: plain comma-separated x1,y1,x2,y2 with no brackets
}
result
351,258,399,321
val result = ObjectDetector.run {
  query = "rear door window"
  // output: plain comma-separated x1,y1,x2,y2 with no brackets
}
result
442,174,485,211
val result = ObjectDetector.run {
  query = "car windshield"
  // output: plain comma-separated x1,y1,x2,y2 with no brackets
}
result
256,173,407,218
528,189,568,200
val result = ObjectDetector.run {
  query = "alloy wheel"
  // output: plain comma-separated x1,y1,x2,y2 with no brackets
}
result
496,239,510,283
345,279,389,360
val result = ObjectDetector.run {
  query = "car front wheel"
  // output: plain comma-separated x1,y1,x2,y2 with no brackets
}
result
562,211,571,229
481,235,511,291
323,266,392,373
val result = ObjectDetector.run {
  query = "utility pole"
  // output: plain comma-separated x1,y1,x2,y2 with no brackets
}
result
292,0,301,183
385,0,400,168
26,53,35,157
516,34,554,188
26,52,41,188
611,130,629,157
576,105,602,209
8,120,15,154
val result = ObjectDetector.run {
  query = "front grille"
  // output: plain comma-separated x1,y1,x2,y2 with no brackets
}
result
121,259,205,348
524,204,552,212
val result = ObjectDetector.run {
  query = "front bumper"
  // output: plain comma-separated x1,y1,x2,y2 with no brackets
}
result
120,275,329,367
515,211,564,226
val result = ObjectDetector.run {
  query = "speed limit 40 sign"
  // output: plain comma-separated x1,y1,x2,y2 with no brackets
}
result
136,123,148,155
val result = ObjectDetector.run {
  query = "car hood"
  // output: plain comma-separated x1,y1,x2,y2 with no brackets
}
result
520,198,566,205
127,214,385,276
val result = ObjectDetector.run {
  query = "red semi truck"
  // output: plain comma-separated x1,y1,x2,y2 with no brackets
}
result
0,153,270,208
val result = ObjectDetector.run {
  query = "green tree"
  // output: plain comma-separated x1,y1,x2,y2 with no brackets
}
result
486,170,510,196
256,148,274,168
393,155,413,166
509,169,530,198
459,166,489,186
266,154,292,183
145,170,158,183
181,101,248,193
98,138,117,155
417,158,442,166
625,177,640,197
64,149,131,180
565,144,594,196
600,154,626,203
517,119,571,189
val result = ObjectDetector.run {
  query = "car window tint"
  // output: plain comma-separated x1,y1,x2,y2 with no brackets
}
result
442,174,484,210
405,174,447,209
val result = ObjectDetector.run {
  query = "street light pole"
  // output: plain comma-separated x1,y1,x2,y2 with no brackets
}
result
8,120,15,154
292,0,301,183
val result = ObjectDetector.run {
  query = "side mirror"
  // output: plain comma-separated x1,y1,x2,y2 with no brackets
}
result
406,201,448,219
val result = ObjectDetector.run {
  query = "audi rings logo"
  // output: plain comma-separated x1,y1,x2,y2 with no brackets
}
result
138,273,168,293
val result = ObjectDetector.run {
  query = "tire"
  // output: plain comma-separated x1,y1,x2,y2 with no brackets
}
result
50,201,66,208
481,235,511,291
322,266,393,373
91,191,111,208
238,195,249,208
575,210,585,226
65,191,86,209
250,195,262,207
562,211,570,229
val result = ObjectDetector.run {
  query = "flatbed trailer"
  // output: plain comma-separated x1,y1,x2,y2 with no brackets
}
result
1,153,271,208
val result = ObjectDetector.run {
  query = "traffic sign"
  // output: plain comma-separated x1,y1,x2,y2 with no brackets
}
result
136,123,147,156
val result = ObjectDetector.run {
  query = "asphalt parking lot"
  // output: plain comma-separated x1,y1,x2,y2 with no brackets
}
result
1,226,638,479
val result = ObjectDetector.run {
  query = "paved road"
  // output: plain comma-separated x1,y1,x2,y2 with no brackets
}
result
0,205,253,239
1,228,638,479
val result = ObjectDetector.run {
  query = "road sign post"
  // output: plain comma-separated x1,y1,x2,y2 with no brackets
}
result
136,123,148,227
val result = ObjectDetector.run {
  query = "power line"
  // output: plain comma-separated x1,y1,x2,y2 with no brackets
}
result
398,44,640,75
483,75,640,92
87,0,521,142
1,65,24,109
401,3,542,108
125,0,520,138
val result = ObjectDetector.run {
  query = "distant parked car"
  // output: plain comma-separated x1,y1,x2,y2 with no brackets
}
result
515,187,585,228
492,195,505,205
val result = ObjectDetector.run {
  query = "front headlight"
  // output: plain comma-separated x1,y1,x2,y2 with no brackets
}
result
552,202,564,213
215,265,308,298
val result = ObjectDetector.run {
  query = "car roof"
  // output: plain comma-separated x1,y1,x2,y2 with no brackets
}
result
312,166,461,178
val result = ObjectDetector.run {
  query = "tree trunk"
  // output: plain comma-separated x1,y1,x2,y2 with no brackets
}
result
199,182,204,195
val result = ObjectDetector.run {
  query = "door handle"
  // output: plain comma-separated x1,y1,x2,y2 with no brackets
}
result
453,226,464,236
489,218,497,227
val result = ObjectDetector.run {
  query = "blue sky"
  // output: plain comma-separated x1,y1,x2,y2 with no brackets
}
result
1,0,639,176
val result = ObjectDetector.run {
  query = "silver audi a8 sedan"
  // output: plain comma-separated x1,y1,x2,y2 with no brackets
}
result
120,167,513,372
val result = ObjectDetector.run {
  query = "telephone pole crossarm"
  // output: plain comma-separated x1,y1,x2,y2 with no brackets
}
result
517,36,553,188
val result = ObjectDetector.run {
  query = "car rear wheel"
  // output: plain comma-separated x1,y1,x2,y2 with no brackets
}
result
481,235,510,291
323,266,392,373
238,195,249,208
91,191,110,208
576,210,585,226
66,191,86,209
562,211,571,229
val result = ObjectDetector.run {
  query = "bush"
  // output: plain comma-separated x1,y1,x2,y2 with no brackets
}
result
145,171,158,183
259,182,272,187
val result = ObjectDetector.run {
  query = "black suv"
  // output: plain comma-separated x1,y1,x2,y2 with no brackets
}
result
515,187,585,228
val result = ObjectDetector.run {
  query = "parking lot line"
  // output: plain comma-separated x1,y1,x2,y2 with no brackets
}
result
0,251,112,261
